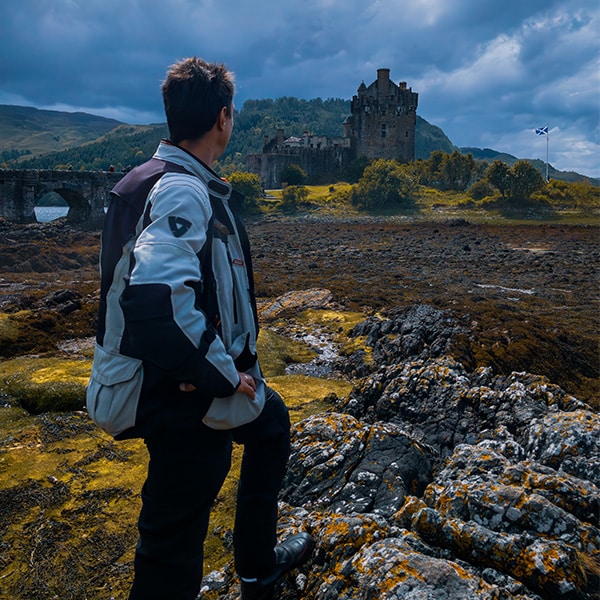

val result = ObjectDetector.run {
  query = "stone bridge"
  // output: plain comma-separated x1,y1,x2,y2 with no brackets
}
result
0,169,124,227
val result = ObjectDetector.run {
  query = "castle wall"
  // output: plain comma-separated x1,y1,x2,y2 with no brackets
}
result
246,68,418,187
247,146,353,189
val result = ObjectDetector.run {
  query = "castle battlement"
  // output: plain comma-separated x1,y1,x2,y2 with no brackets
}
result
351,68,418,162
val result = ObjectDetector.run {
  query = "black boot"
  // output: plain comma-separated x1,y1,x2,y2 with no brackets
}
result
240,532,314,600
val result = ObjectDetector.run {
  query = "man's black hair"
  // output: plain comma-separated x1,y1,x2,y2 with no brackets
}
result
161,57,234,144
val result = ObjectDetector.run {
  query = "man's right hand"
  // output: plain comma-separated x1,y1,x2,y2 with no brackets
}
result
179,371,256,399
237,372,256,400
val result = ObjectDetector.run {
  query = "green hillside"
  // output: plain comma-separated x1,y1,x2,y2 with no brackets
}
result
460,147,596,185
0,103,595,185
1,100,455,173
0,105,123,162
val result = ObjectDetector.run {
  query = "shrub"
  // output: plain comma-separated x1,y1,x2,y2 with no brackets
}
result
533,179,600,209
328,184,354,205
469,179,497,201
227,171,263,211
280,164,307,186
280,185,309,211
351,159,416,210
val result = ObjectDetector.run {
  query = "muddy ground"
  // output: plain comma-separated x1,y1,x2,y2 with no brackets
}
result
249,216,599,406
0,215,598,599
0,215,598,405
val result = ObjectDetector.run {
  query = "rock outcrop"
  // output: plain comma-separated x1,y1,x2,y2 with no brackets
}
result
203,307,599,600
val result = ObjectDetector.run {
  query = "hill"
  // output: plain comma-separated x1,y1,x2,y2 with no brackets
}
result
0,102,458,173
460,147,598,185
0,103,595,185
0,105,123,163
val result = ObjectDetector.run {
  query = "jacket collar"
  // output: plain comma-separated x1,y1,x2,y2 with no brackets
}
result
153,140,231,201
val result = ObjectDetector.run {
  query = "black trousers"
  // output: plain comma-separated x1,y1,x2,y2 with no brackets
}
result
128,387,291,600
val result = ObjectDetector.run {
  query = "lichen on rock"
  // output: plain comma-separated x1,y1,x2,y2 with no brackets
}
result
1,217,599,599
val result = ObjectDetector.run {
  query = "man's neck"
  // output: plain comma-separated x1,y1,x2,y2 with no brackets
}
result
178,137,219,166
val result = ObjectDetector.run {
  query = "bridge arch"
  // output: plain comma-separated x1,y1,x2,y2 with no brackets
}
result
40,187,90,223
0,169,123,226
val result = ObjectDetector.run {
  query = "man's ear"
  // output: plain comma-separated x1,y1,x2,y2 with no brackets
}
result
219,106,228,129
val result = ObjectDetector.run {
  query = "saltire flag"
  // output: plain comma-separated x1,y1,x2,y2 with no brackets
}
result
535,126,549,135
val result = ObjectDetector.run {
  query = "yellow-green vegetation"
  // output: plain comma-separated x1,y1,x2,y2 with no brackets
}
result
0,407,145,600
0,356,91,414
258,328,317,376
296,307,371,360
270,374,353,421
0,313,21,344
263,183,361,217
262,178,599,224
0,304,96,358
0,309,360,598
296,307,366,333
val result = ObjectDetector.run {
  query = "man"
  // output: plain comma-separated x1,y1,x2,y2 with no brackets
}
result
89,57,313,600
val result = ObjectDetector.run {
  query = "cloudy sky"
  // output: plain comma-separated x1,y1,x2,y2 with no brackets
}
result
1,0,598,177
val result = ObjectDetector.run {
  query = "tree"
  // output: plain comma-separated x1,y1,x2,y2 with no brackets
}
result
280,164,307,186
342,155,370,183
413,150,476,191
485,160,511,199
508,160,545,202
351,159,416,210
438,151,476,191
414,150,443,186
227,171,263,211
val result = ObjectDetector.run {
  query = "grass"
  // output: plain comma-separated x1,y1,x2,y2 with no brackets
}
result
0,307,361,597
0,356,91,413
261,183,600,225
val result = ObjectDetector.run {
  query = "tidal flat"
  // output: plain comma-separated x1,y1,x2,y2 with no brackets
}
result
0,215,597,599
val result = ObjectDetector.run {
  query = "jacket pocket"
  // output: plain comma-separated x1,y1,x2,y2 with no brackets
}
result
202,377,266,430
86,343,143,437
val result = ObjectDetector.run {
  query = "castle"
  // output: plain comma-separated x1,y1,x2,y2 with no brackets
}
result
246,68,418,188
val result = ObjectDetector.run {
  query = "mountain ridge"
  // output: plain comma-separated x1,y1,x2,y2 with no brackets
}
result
0,103,595,185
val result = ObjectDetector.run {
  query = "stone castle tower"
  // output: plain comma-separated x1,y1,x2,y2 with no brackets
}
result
345,68,418,162
246,68,418,188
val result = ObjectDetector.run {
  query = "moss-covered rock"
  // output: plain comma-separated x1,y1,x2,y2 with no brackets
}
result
0,301,357,599
257,328,317,376
0,356,91,413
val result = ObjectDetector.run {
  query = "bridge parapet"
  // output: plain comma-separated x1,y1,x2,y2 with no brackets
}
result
0,169,123,226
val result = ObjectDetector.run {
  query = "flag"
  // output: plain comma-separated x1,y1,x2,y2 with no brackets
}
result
535,126,549,135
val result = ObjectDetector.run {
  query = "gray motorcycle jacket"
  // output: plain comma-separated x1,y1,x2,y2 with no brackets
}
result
93,141,259,438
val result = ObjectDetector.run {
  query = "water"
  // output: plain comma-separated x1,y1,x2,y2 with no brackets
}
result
34,206,69,222
34,206,107,222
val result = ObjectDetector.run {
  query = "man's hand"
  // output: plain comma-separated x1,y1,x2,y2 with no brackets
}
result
237,372,256,400
179,371,256,399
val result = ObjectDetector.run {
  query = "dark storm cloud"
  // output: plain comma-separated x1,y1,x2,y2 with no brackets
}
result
0,0,598,176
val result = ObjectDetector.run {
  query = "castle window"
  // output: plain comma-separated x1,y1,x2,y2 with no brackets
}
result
381,124,387,138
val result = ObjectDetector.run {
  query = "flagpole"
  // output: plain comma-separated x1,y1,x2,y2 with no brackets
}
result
545,125,549,182
535,125,550,182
